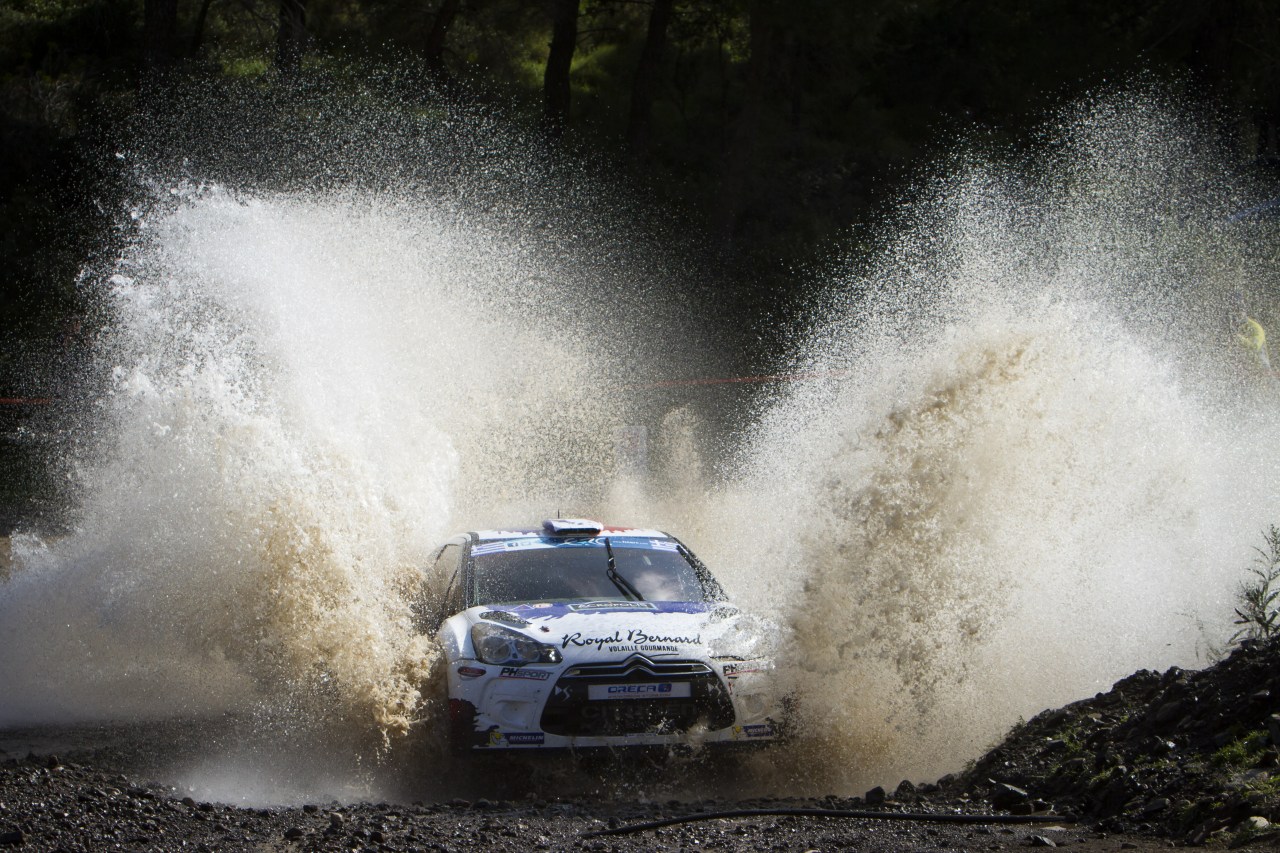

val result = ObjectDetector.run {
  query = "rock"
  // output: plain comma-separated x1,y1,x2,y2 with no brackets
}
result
1061,757,1087,775
328,813,345,829
894,780,916,800
1185,820,1217,846
0,831,22,846
1267,714,1280,747
864,786,886,805
1241,816,1270,831
1096,775,1134,817
1037,708,1070,728
1154,701,1185,725
1142,735,1175,756
1141,797,1169,815
283,827,304,840
1028,834,1057,847
991,782,1030,809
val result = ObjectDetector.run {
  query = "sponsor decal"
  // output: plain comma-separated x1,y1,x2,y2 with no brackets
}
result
480,610,531,627
722,661,764,677
587,682,693,700
509,601,712,617
561,629,702,650
733,724,775,739
457,666,487,678
499,666,552,680
568,601,658,612
613,683,670,695
471,540,543,555
472,536,678,556
485,730,547,746
504,732,546,745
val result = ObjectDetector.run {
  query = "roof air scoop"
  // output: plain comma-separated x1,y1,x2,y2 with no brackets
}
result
543,518,604,536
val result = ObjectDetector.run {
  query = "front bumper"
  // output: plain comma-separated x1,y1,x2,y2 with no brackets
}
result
446,654,780,751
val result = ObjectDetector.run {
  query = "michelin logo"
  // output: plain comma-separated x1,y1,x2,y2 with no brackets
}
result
504,732,546,745
489,730,546,746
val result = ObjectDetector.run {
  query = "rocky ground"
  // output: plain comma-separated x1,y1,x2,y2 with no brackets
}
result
945,637,1280,849
3,639,1280,850
0,756,1170,852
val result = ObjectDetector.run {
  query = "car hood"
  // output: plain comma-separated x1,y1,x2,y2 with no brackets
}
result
463,601,776,661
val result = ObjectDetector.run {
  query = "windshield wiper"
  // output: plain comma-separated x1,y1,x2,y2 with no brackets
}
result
604,537,644,601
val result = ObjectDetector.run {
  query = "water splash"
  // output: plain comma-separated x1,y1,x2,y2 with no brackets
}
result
701,88,1280,792
0,162,690,799
2,81,1278,803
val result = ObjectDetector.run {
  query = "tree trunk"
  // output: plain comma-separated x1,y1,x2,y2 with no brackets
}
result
712,0,779,242
425,0,462,82
542,0,580,139
276,0,307,74
189,0,216,56
143,0,178,69
626,0,674,158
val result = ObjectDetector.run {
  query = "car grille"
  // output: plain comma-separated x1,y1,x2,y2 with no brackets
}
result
540,654,735,737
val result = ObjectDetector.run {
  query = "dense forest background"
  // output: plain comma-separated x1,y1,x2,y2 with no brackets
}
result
2,0,1280,395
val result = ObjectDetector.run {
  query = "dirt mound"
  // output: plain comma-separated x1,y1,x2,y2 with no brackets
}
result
947,637,1280,846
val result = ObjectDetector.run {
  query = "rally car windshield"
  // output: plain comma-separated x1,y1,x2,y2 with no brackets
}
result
470,537,714,606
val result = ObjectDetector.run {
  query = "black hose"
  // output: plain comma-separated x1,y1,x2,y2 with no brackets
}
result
581,807,1075,838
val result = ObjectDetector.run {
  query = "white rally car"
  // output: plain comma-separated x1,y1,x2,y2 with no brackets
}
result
415,519,782,752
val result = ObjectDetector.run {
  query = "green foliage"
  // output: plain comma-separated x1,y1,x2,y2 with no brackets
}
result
1211,730,1269,770
1232,527,1280,644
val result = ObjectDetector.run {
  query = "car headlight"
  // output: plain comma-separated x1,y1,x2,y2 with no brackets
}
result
470,622,563,666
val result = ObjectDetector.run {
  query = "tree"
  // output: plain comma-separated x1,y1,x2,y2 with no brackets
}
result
425,0,463,83
627,0,675,158
277,0,307,73
543,0,580,138
144,0,179,69
712,0,780,242
189,0,217,56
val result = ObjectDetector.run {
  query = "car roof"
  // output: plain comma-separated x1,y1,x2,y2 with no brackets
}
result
472,525,671,542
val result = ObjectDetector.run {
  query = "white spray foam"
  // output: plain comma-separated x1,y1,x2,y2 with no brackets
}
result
701,94,1280,793
0,185,629,775
1,88,1278,804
